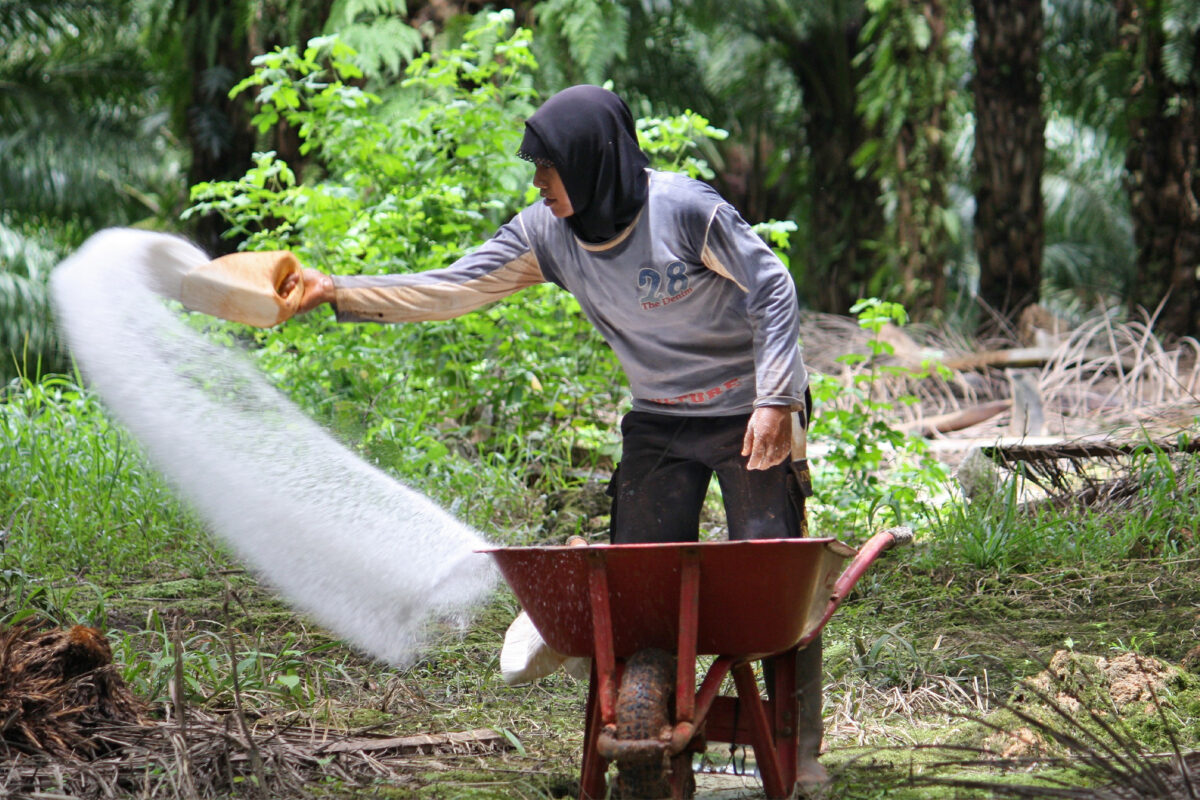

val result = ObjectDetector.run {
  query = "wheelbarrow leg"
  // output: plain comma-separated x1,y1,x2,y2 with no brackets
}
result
766,649,798,792
730,661,791,798
580,662,609,800
581,551,621,800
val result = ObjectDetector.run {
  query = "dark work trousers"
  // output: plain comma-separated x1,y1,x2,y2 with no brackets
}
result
607,410,810,544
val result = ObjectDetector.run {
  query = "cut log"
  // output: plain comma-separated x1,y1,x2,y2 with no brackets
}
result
942,346,1125,371
898,400,1012,436
942,347,1058,370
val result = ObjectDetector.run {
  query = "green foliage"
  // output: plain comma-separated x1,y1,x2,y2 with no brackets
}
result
0,562,109,630
0,0,182,382
808,298,949,536
831,622,981,692
752,219,801,271
0,0,180,226
1162,0,1200,85
323,0,423,78
112,614,341,711
188,13,538,252
185,14,611,516
1043,0,1128,132
931,472,1034,571
1039,3,1139,316
923,443,1200,573
636,111,729,181
0,222,66,382
1041,120,1136,309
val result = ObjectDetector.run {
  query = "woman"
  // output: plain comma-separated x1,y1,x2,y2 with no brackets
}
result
291,84,825,787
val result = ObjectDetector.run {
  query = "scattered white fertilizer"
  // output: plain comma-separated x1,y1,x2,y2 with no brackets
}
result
50,228,497,665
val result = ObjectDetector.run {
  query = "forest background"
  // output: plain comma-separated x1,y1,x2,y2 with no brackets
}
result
4,1,1200,798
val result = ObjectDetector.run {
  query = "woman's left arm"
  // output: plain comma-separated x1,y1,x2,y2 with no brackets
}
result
701,203,807,469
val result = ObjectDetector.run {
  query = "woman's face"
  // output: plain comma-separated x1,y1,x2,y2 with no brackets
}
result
532,164,574,218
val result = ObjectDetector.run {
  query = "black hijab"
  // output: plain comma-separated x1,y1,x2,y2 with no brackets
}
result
518,85,650,243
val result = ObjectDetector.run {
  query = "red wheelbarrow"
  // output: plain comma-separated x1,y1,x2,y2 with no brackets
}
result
483,527,912,799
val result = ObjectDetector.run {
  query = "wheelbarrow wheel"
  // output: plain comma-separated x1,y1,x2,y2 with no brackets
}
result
611,648,695,800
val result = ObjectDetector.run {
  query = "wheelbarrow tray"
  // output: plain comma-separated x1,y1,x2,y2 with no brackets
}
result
484,538,856,660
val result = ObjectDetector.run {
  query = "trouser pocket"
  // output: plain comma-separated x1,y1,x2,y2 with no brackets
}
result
787,458,813,537
789,459,813,498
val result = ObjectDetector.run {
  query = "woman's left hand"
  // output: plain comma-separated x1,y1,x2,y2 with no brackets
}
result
742,405,792,470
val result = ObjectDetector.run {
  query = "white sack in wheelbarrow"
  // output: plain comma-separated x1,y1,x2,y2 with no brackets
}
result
501,610,590,685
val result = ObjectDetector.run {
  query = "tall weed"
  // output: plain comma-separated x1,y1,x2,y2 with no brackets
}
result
0,374,221,583
923,445,1200,572
808,299,949,539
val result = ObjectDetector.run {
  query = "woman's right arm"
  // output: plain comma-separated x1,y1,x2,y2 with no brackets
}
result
296,220,544,323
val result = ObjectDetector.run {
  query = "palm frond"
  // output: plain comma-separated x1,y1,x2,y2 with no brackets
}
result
0,223,63,381
1162,0,1200,84
1043,0,1129,133
1042,120,1135,302
0,0,174,225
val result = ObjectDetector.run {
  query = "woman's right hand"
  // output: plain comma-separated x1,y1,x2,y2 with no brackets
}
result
285,268,336,314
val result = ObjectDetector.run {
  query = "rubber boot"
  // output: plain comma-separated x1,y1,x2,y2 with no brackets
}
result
795,634,829,796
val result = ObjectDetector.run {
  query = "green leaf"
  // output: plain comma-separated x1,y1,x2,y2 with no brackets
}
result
276,673,301,689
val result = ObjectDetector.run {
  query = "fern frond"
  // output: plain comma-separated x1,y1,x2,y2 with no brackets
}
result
325,0,421,77
338,19,423,76
536,0,628,85
328,0,409,26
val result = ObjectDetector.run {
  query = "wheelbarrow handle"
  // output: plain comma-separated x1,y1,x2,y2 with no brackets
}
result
798,526,913,647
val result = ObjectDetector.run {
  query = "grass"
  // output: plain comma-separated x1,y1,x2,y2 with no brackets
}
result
0,373,225,583
3,371,1200,798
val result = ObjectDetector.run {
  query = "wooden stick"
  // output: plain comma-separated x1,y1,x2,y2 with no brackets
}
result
316,728,508,755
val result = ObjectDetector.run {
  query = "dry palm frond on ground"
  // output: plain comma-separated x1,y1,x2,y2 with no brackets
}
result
4,714,513,799
802,308,1200,431
801,309,1200,495
0,620,145,758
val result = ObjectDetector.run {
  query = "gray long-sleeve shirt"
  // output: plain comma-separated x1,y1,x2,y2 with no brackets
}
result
332,170,807,416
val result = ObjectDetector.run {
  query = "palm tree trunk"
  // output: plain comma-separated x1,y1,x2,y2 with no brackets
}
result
893,0,952,314
780,16,886,315
1119,0,1200,339
971,0,1045,329
183,0,258,255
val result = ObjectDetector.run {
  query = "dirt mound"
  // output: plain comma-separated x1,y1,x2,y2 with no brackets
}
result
1024,648,1177,713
